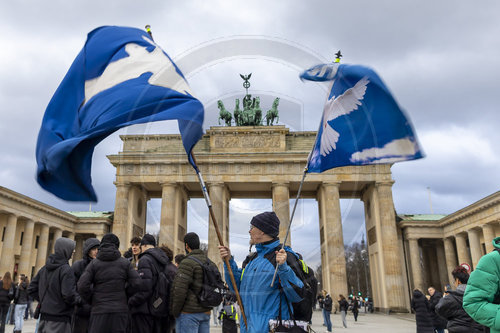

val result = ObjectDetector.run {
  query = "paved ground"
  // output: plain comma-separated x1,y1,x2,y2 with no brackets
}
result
8,309,417,332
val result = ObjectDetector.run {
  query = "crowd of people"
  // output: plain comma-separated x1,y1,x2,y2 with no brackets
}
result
0,211,315,333
411,236,500,333
1,217,498,333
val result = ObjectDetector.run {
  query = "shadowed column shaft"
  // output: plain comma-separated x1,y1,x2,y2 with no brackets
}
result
35,224,50,273
467,229,481,269
376,182,406,310
112,183,130,252
408,238,423,291
19,219,35,276
443,237,458,286
455,233,472,266
482,224,496,253
319,182,347,298
0,214,18,275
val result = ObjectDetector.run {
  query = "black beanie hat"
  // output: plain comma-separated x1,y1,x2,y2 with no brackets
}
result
140,234,156,247
250,211,280,238
101,233,120,249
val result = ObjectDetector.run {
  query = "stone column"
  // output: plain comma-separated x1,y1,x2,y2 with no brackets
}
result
376,181,406,310
18,219,35,276
0,214,18,275
66,232,75,241
207,183,229,273
112,182,130,252
74,235,84,261
455,233,472,266
408,238,423,291
443,237,458,286
159,182,178,250
467,229,482,269
50,228,63,253
482,224,496,253
35,224,50,274
435,243,449,290
317,182,347,297
272,183,291,245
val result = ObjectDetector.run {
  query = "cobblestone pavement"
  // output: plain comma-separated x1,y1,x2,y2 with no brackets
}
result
10,309,417,332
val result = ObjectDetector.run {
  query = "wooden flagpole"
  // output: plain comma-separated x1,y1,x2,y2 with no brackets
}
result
191,153,248,327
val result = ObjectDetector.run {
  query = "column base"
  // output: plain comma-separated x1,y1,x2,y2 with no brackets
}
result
375,307,410,314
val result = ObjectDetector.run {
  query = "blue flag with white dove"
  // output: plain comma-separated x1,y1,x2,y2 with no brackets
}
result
36,26,204,202
300,63,423,173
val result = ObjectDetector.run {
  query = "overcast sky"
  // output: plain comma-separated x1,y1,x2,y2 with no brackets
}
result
1,1,499,267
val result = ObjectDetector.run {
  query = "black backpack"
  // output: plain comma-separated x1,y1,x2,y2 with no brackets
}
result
149,260,171,317
242,245,315,322
187,256,226,307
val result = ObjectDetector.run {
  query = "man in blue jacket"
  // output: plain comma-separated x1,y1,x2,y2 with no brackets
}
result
219,211,304,333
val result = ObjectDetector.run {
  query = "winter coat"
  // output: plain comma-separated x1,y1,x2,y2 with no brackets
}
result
72,237,100,317
224,239,304,333
128,247,168,315
28,238,80,322
323,295,333,312
428,291,447,329
435,284,484,333
0,281,13,305
352,299,359,313
338,299,349,312
463,236,500,333
14,281,29,304
411,290,434,333
165,261,178,282
171,249,214,317
77,242,142,314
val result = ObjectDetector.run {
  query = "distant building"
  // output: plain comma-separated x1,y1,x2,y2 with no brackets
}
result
0,186,111,279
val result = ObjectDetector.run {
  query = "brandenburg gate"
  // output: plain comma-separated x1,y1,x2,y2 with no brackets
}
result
108,125,409,312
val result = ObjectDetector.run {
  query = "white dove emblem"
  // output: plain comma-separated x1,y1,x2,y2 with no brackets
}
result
320,77,370,156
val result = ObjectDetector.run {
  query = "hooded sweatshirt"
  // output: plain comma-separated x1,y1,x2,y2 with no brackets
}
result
72,237,100,317
28,237,79,322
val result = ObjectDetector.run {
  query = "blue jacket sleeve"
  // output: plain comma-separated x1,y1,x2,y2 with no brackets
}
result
224,257,242,292
277,262,304,303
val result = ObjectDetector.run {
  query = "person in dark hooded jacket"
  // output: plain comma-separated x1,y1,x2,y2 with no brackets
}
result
72,237,100,333
28,237,80,333
77,233,142,333
128,234,169,333
435,266,485,333
427,286,447,333
410,289,434,333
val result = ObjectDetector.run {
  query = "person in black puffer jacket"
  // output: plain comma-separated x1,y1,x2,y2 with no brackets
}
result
77,233,142,333
128,234,169,333
72,237,100,333
28,237,80,333
435,266,485,333
427,286,447,333
411,289,434,333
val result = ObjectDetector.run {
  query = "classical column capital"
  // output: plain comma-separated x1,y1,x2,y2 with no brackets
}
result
271,182,290,188
375,180,395,188
321,181,341,187
159,181,177,187
114,181,131,187
207,182,226,188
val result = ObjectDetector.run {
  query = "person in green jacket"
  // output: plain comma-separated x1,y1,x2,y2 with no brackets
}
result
463,236,500,333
